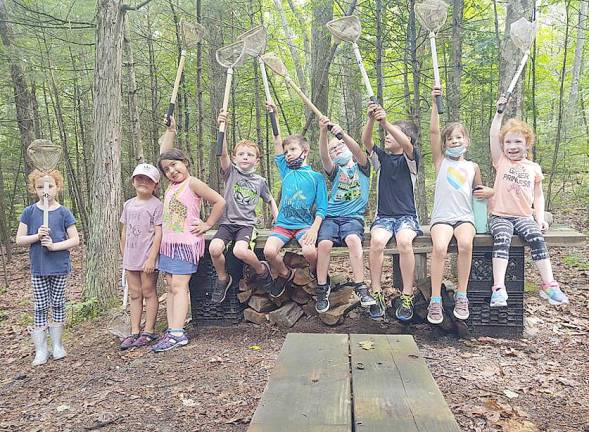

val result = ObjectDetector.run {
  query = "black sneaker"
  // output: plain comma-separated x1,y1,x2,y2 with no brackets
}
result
369,291,386,320
354,283,377,307
270,269,293,298
211,275,232,303
258,261,274,294
395,293,414,322
315,282,331,313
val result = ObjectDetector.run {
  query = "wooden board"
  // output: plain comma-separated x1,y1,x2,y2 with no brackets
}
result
248,333,352,432
350,335,460,432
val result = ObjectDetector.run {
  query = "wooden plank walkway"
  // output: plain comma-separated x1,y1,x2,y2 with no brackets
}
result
248,333,460,432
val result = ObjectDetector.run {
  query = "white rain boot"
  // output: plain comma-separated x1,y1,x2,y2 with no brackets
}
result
48,323,67,360
31,328,50,366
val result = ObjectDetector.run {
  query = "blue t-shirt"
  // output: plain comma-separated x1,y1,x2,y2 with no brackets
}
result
275,154,328,229
369,146,420,218
326,162,370,220
19,204,76,276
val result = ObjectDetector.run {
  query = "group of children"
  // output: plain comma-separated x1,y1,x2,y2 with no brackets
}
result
17,91,569,363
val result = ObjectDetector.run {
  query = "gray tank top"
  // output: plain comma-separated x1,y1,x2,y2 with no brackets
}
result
430,157,476,225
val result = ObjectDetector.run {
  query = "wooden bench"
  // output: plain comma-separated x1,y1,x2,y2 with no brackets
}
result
191,225,586,336
248,333,460,431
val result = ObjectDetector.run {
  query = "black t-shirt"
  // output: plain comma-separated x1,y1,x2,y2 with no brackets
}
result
369,146,419,218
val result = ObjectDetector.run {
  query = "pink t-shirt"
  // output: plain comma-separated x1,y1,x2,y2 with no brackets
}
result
120,196,163,271
489,154,544,218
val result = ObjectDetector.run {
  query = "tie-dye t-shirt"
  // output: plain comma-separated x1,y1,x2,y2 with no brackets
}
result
430,157,476,225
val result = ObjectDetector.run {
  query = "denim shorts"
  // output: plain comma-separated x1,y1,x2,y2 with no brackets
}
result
318,216,364,246
158,254,198,275
371,215,423,236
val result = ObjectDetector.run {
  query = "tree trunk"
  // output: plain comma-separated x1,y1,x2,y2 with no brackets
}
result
448,0,464,122
566,0,587,127
195,0,205,180
273,0,307,94
0,157,11,261
123,16,144,163
146,12,160,164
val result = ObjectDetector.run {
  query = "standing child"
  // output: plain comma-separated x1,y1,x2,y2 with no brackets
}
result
119,163,163,349
361,103,421,321
153,116,225,352
209,110,278,303
488,96,568,307
315,116,375,313
427,87,494,324
263,103,328,297
16,169,79,366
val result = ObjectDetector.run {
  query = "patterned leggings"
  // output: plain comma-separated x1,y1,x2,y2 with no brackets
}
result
489,215,549,261
31,275,68,327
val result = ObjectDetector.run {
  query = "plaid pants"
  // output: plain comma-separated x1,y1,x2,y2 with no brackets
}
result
31,274,68,327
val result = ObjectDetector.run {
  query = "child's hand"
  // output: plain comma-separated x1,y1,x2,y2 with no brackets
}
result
265,101,277,114
300,228,318,247
473,186,494,200
367,103,379,119
537,220,549,232
190,220,212,235
374,107,387,122
40,235,54,250
217,110,228,126
143,257,156,274
163,115,176,131
319,116,330,131
496,95,508,111
330,123,343,138
37,225,50,240
432,86,442,99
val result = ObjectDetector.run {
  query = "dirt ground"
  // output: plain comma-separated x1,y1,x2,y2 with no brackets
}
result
0,208,587,432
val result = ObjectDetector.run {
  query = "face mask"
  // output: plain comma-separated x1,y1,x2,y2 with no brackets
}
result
286,151,306,169
445,145,466,158
235,165,256,175
332,148,353,166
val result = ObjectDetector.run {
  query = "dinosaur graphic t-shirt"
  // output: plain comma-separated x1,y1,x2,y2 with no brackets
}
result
326,162,370,220
218,164,272,226
490,154,543,218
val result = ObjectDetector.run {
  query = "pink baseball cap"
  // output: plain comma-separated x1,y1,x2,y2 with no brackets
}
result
132,163,160,183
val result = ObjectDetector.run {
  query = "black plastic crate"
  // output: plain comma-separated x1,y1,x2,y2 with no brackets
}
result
470,246,524,283
189,249,246,326
466,291,524,338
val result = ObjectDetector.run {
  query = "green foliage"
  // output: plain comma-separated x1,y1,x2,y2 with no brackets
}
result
562,252,589,271
66,297,101,328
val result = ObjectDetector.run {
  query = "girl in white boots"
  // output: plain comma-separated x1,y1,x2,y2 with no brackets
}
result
16,168,79,366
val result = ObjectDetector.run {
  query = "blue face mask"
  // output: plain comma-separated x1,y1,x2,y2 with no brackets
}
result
445,145,466,158
332,148,353,166
286,151,306,169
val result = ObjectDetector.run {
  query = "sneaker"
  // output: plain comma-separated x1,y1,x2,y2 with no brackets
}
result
270,269,293,298
427,301,443,324
132,331,158,348
369,291,386,320
354,283,377,307
120,333,139,350
395,293,414,322
490,286,508,307
258,261,274,294
315,282,331,313
211,275,232,303
152,332,188,352
539,281,569,305
453,295,470,320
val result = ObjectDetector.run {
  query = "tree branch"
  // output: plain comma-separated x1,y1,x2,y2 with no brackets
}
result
121,0,155,12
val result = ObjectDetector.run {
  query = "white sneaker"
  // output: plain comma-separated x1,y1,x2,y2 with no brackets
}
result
490,286,508,307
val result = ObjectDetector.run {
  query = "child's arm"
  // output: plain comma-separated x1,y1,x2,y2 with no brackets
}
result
41,225,80,251
377,107,415,160
300,176,328,247
490,96,507,165
430,87,444,172
269,197,279,222
361,103,378,153
318,116,334,175
217,110,231,172
533,180,548,231
331,123,368,168
189,178,226,235
159,115,177,154
143,225,162,273
472,164,494,199
267,102,283,155
120,224,126,256
15,223,44,246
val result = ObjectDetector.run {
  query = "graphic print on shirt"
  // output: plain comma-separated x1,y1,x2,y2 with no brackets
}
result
334,168,361,201
447,166,468,190
163,186,187,233
233,178,258,206
503,165,532,196
282,190,311,221
127,208,155,250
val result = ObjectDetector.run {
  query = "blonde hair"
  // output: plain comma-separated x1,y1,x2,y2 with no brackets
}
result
500,118,535,149
234,139,260,159
27,169,64,195
441,122,470,148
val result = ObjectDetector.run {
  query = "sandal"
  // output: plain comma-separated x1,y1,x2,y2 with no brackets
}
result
132,331,158,348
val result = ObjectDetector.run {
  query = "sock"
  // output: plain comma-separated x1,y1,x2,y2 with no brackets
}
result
168,328,184,336
455,291,467,299
430,296,442,304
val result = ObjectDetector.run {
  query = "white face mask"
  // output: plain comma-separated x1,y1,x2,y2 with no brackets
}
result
445,145,466,158
332,148,353,166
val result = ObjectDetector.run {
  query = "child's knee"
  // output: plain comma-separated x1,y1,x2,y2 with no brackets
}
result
432,242,448,257
209,239,225,257
302,245,317,259
396,236,414,254
370,235,388,251
232,243,250,260
456,239,473,255
128,286,142,301
168,279,187,295
345,236,363,257
318,240,333,254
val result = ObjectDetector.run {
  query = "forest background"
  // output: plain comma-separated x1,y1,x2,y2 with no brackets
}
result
0,0,587,308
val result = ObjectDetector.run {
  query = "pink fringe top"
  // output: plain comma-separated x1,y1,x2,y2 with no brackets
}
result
160,177,205,264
